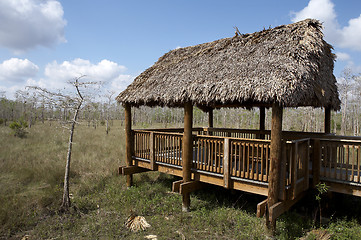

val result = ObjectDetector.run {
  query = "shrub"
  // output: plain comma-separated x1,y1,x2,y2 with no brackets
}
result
9,120,28,138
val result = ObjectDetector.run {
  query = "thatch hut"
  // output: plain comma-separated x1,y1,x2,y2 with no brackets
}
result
117,18,340,110
117,19,341,228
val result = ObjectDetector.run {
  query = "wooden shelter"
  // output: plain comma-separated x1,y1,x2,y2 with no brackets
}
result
116,19,361,228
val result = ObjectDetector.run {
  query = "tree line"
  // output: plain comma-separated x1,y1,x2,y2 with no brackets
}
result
0,67,360,136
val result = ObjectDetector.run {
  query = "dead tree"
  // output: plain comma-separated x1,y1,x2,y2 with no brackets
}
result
104,91,115,135
60,77,84,211
28,75,98,212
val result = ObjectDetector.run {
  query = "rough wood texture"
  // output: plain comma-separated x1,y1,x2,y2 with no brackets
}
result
180,181,205,194
257,199,268,218
269,192,306,221
172,180,183,193
124,103,133,187
259,106,266,139
182,102,193,212
325,107,331,133
208,109,214,128
267,103,283,229
223,138,230,188
149,132,156,170
119,166,150,175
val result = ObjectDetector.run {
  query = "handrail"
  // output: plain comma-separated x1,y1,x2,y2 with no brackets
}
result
132,127,361,200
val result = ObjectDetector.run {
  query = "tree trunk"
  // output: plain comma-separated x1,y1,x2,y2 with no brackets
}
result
60,98,83,212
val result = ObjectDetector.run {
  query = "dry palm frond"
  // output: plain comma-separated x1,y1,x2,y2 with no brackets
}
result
117,19,340,111
125,214,151,232
144,235,158,240
300,229,331,240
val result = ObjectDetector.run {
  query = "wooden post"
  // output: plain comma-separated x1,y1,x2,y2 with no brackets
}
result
150,132,156,170
182,102,193,212
124,103,133,188
312,139,321,187
267,103,283,229
324,107,331,134
223,138,230,188
260,106,265,139
208,109,214,128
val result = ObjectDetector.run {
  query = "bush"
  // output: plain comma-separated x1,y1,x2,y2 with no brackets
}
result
9,120,28,138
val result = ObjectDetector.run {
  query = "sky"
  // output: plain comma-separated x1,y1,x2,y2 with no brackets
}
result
1,0,361,100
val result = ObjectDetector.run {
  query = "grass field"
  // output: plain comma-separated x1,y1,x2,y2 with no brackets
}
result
1,121,361,239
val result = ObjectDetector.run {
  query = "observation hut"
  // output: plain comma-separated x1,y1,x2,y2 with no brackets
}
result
117,19,361,228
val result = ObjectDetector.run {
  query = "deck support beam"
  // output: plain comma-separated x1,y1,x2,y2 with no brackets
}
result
267,103,283,230
172,180,183,193
124,103,134,188
119,166,149,175
257,198,268,218
182,102,193,212
325,107,331,134
172,180,206,195
269,192,305,221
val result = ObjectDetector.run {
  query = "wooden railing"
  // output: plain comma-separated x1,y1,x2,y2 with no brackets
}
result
134,130,151,160
155,132,183,166
197,128,271,140
134,130,183,168
132,128,361,200
317,139,361,184
134,130,308,196
283,138,310,200
193,135,224,174
138,127,336,141
228,138,271,182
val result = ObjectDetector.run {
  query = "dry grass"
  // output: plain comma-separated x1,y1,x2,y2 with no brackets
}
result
1,121,361,239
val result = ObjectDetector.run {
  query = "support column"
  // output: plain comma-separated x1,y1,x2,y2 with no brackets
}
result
259,106,265,139
124,103,133,187
267,103,283,229
324,107,331,134
182,102,193,212
208,108,214,128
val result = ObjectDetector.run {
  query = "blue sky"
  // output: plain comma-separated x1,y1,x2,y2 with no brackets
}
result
1,0,361,99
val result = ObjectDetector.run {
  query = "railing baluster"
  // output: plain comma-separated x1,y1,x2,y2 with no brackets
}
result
251,143,254,180
242,143,246,178
346,145,349,181
356,145,361,183
351,145,355,182
211,139,215,172
237,142,241,177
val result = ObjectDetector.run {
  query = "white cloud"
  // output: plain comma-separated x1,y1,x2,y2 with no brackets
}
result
0,0,66,53
111,74,134,93
340,15,361,50
0,58,39,83
0,58,132,99
335,52,351,61
291,0,361,51
28,58,132,92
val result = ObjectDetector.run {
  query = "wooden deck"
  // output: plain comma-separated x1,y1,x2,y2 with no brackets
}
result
119,127,361,219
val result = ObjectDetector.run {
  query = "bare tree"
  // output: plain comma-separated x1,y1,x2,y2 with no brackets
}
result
28,75,98,212
338,67,354,135
104,91,115,134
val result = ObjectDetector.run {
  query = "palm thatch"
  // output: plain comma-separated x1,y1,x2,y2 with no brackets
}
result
116,19,340,111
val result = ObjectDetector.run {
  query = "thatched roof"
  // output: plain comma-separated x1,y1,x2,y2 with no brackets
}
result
116,19,340,111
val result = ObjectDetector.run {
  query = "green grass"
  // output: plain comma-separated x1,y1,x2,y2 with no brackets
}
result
1,121,361,239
